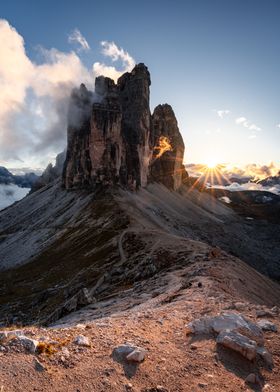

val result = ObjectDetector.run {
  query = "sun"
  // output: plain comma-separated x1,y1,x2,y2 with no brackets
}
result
204,158,219,169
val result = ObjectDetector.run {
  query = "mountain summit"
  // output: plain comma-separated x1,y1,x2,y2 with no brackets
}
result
63,63,187,191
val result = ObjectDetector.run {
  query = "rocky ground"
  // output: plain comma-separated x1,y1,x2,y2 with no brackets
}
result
0,241,280,392
0,182,280,391
0,274,280,392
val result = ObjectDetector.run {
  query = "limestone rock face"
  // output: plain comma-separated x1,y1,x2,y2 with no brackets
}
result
63,63,187,190
150,104,186,190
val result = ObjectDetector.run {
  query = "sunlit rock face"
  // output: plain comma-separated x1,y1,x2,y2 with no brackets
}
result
63,63,187,190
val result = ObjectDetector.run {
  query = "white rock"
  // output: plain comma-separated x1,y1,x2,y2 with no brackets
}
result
74,335,90,347
61,347,70,358
0,330,23,343
186,313,264,345
17,336,39,353
126,348,146,362
257,320,278,332
216,330,257,361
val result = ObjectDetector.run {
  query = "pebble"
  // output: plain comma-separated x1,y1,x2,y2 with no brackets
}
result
257,319,278,332
126,348,146,362
34,358,46,372
74,335,90,347
245,373,258,384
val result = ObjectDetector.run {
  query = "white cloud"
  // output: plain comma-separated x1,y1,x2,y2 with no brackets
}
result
0,19,90,165
93,41,135,82
68,28,90,52
249,124,261,131
276,123,280,128
0,184,30,211
216,109,230,119
248,134,257,139
235,116,261,131
0,20,135,168
235,116,247,125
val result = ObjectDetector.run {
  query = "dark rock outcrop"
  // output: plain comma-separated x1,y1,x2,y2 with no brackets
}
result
63,63,187,191
149,104,187,190
31,151,66,191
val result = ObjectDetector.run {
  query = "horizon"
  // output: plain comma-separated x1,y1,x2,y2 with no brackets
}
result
0,0,280,171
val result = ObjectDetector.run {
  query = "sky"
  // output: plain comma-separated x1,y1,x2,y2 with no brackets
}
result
0,0,280,172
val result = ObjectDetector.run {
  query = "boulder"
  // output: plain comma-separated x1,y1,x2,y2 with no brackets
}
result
216,330,257,361
17,336,39,353
257,319,278,332
113,343,146,362
186,313,264,345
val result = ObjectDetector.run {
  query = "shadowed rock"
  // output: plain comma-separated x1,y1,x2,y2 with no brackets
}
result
63,63,187,191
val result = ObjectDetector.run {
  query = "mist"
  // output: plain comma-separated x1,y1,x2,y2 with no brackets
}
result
0,184,30,211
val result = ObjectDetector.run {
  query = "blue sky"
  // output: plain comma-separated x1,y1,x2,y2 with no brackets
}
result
1,0,280,170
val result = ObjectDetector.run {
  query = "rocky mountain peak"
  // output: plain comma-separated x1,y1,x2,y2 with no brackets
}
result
63,63,187,190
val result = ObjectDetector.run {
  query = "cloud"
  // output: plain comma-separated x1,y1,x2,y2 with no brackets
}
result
235,116,261,131
68,29,90,52
214,182,280,196
93,41,135,82
276,124,280,128
0,20,135,168
215,109,230,119
0,19,92,165
235,116,247,124
248,124,261,131
0,184,30,211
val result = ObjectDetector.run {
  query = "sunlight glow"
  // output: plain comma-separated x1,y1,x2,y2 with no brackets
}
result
204,158,219,169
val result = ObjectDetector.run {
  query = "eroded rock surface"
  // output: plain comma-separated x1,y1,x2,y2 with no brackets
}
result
63,64,187,190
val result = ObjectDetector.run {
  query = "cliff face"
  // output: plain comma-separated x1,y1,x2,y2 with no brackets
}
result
149,104,186,190
63,63,187,190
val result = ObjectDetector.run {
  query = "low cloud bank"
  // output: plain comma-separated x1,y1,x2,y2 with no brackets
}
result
0,184,30,211
214,182,280,196
186,162,279,181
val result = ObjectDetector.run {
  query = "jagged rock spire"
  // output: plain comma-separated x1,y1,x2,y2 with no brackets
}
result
62,63,187,190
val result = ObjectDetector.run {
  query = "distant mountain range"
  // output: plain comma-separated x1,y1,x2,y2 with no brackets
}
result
0,166,39,188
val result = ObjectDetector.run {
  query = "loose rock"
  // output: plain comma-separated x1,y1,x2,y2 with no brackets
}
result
34,358,46,372
245,373,258,384
186,313,264,345
216,330,257,361
74,335,90,347
17,336,39,353
257,347,274,368
257,319,278,332
126,348,146,362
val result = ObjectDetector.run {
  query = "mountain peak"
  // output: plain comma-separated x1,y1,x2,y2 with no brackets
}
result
63,64,187,190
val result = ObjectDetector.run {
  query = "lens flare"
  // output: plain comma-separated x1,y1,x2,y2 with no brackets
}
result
205,158,219,169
